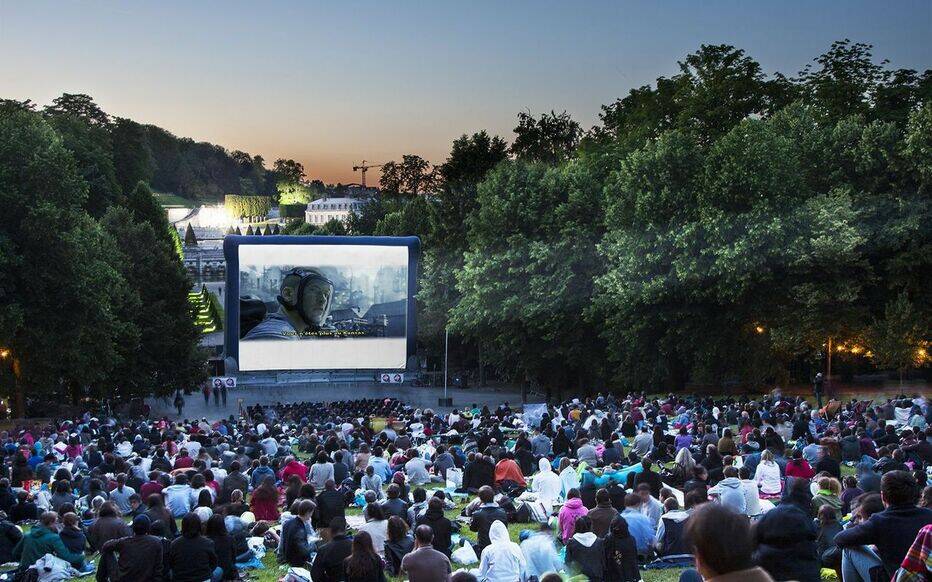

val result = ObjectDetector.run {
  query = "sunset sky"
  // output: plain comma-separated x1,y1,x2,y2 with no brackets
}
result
3,1,930,184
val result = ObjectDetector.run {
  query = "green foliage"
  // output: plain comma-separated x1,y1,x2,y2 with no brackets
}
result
103,208,205,397
282,221,316,236
183,223,198,246
277,181,312,205
317,218,347,236
511,110,581,164
863,293,927,380
279,204,306,219
379,155,438,195
224,195,272,219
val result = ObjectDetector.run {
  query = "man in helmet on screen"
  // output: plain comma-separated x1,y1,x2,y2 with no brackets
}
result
243,267,334,340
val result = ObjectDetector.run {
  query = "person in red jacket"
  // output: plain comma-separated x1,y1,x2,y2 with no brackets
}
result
493,452,526,487
785,449,815,479
280,457,309,484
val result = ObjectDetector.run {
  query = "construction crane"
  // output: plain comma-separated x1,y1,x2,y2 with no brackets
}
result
352,160,383,188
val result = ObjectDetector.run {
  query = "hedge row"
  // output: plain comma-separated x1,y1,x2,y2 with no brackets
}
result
225,195,271,219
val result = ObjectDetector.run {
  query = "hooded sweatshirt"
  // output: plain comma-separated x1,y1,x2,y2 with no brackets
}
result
811,490,842,520
477,520,526,582
565,531,605,581
531,458,562,509
558,497,588,543
520,532,563,579
709,477,747,514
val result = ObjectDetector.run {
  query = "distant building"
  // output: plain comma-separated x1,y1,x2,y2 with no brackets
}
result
305,197,369,225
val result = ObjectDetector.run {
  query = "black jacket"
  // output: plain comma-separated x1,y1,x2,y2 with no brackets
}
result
632,469,662,497
0,520,23,564
209,533,237,580
462,458,495,492
603,534,640,582
469,504,508,552
566,536,605,582
99,534,164,582
835,504,932,576
311,534,353,582
752,504,819,582
380,498,410,525
168,535,218,582
383,535,414,576
416,507,457,556
279,517,312,567
315,490,346,530
815,456,841,479
218,471,249,505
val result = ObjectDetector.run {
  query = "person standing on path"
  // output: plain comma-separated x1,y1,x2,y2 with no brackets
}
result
202,384,211,406
220,384,228,407
174,391,185,417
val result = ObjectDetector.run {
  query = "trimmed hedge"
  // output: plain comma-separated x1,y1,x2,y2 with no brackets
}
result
280,204,306,219
225,195,271,220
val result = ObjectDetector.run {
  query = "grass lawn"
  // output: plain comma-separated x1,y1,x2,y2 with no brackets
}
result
154,191,195,207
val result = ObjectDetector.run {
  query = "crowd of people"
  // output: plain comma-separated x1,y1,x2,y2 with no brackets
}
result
0,391,928,582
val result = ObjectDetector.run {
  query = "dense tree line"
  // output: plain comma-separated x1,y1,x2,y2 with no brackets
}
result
353,41,931,395
0,99,206,415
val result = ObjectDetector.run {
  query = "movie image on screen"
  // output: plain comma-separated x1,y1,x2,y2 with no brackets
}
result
232,241,413,371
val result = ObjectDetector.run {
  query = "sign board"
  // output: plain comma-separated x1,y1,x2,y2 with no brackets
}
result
379,373,405,384
211,377,237,390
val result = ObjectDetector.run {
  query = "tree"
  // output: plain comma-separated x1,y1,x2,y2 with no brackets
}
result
510,110,582,164
864,293,927,385
380,155,438,195
124,181,178,253
44,112,121,217
184,223,198,246
101,207,205,398
277,180,313,205
317,218,347,236
0,108,135,413
110,117,154,194
43,93,110,127
797,40,893,122
273,158,305,183
451,160,606,395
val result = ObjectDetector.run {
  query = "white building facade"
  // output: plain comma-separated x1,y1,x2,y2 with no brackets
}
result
305,197,368,225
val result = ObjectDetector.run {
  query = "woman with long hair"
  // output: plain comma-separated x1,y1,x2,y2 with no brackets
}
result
284,475,303,509
754,449,782,499
194,488,214,522
145,493,177,536
168,513,219,582
205,514,237,581
667,447,696,487
603,515,640,582
383,516,413,576
250,475,280,521
344,531,386,582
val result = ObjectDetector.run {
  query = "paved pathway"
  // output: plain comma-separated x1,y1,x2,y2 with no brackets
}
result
147,381,528,421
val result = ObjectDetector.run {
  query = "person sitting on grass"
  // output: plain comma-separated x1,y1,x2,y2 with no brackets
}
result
12,511,86,573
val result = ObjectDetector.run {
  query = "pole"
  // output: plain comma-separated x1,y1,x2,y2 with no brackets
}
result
826,336,833,398
443,327,449,401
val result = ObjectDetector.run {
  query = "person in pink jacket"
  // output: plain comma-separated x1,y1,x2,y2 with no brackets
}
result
558,488,589,543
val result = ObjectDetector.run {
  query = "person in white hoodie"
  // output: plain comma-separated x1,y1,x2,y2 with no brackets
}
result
476,520,526,582
531,458,562,509
754,449,782,497
739,466,763,517
708,466,747,514
558,458,579,498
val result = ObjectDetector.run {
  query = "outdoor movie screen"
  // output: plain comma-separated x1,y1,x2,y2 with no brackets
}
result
224,236,418,372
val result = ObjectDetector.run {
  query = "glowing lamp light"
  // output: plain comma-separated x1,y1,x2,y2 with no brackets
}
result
0,348,8,359
849,345,863,355
754,325,765,334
